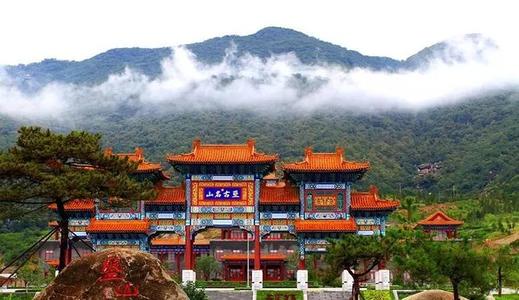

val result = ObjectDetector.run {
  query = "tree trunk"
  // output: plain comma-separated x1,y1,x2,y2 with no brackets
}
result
452,281,460,300
352,276,360,300
56,199,69,272
498,266,502,297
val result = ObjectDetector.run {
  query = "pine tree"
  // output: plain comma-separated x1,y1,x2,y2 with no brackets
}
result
0,127,155,271
325,230,400,300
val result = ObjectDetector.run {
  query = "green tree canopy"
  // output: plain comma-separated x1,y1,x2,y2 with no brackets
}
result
493,244,519,296
394,235,494,300
325,230,401,300
195,255,220,281
0,127,155,271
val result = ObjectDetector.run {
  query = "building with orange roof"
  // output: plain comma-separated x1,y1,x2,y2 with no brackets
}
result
416,210,464,240
45,140,399,284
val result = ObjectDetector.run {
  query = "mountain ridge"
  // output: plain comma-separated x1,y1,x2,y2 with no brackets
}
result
3,27,491,90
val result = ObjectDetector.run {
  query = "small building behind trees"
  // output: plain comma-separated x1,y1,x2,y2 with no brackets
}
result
416,210,463,240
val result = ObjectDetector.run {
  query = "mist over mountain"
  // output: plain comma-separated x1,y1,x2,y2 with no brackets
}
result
3,27,496,90
0,27,517,197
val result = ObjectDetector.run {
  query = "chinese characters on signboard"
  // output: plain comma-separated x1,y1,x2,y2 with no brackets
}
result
314,195,337,207
203,187,242,200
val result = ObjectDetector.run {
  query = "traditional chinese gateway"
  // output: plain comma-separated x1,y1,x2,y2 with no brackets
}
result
42,139,399,283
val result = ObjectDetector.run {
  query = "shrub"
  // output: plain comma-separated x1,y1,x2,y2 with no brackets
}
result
360,290,392,300
182,282,207,300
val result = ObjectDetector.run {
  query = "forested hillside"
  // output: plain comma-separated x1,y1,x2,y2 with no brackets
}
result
1,27,516,199
4,27,485,90
1,91,517,198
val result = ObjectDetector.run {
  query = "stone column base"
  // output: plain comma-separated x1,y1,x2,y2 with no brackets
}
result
182,269,196,285
375,269,390,290
252,270,263,290
297,270,308,290
342,270,354,292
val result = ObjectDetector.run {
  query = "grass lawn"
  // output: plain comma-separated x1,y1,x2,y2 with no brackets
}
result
256,290,304,300
360,290,393,300
0,294,36,300
494,295,519,300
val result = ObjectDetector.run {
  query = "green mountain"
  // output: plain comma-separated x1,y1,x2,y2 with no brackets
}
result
1,91,516,198
0,27,516,199
4,27,489,90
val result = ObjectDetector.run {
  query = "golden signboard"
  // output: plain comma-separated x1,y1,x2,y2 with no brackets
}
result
191,181,254,206
314,195,337,207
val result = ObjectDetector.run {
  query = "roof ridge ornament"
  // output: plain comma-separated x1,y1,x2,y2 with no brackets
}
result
336,146,344,162
247,138,256,155
135,147,144,161
369,185,379,200
304,147,313,162
192,138,201,154
104,147,113,157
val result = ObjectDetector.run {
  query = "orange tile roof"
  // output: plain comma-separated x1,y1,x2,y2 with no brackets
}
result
146,185,185,205
220,253,287,261
150,237,210,246
105,147,164,174
283,147,369,172
263,172,278,180
260,182,299,204
48,199,95,212
417,211,464,227
151,236,183,246
167,139,278,165
295,219,357,232
351,186,400,211
48,221,59,227
86,219,150,233
46,259,59,267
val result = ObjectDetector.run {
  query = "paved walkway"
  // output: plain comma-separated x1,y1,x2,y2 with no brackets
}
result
206,289,253,300
204,288,351,300
308,290,351,300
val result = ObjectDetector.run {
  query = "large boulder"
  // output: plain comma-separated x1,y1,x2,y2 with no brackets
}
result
35,248,188,300
403,290,468,300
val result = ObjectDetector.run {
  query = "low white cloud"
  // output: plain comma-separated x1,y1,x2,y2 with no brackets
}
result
0,34,517,122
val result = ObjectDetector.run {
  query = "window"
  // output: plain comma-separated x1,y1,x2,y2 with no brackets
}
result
44,250,54,260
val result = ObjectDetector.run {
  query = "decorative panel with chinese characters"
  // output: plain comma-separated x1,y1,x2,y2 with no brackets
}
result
304,189,346,213
191,181,254,206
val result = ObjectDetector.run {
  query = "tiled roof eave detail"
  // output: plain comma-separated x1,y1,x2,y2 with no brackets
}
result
416,211,464,227
167,157,278,165
86,219,150,234
259,199,300,204
350,202,400,211
295,219,357,233
417,221,464,226
284,167,369,173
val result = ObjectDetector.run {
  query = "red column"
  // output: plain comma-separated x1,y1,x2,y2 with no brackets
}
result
298,257,305,270
254,225,261,270
225,264,229,281
185,225,192,270
176,253,181,274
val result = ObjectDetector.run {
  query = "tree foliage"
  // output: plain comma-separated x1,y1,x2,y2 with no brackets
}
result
0,127,155,271
195,255,220,281
325,230,401,300
394,235,494,300
17,257,54,289
493,244,519,296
